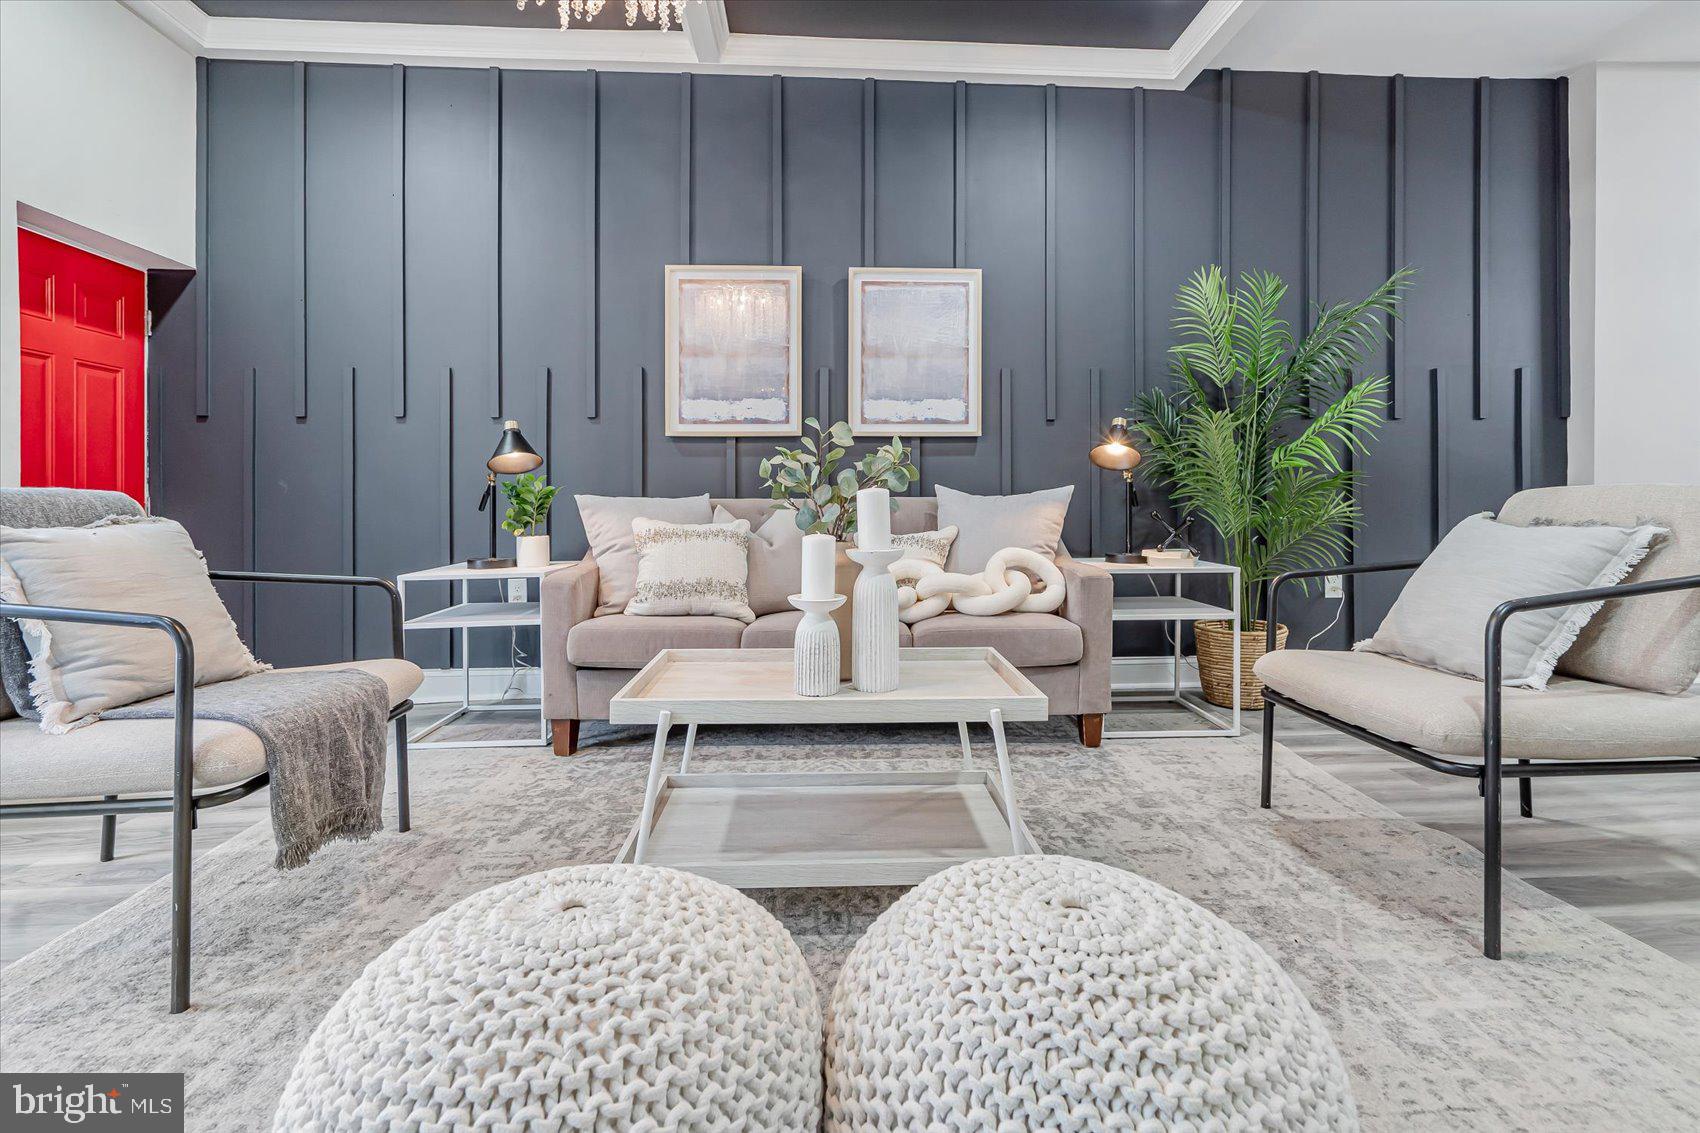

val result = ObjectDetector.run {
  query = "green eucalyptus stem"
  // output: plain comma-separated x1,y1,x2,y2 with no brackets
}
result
758,418,917,540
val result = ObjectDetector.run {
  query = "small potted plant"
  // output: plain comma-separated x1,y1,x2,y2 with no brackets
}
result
1132,265,1410,708
501,473,560,569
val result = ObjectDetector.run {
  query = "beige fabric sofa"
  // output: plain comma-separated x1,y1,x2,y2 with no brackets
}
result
541,497,1113,752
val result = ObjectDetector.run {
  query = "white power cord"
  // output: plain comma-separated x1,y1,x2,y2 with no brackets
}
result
1305,595,1345,649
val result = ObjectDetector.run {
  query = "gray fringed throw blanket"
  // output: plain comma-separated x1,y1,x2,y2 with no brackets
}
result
107,668,389,869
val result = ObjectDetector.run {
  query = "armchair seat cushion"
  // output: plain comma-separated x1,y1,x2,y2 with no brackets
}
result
910,612,1084,668
566,614,746,668
0,658,421,802
1255,649,1700,760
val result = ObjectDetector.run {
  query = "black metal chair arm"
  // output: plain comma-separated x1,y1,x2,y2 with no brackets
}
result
207,570,404,658
1265,559,1427,651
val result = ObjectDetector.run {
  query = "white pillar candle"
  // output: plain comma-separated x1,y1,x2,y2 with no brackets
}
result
801,533,837,600
856,487,891,549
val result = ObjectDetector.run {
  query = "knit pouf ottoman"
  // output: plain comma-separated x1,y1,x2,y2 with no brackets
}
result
275,864,821,1132
825,856,1357,1132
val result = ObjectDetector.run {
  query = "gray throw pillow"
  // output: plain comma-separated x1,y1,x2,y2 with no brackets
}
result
1,518,269,731
935,485,1073,573
1359,512,1667,690
1498,484,1700,695
716,505,803,616
576,494,712,615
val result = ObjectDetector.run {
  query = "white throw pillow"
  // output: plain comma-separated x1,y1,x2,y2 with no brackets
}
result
891,525,958,568
0,517,269,732
1358,512,1667,690
625,518,756,624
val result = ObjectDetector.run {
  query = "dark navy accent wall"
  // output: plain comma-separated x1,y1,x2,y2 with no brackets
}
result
150,64,1566,670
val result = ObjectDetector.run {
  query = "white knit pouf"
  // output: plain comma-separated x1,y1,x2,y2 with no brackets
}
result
824,856,1358,1132
275,864,821,1132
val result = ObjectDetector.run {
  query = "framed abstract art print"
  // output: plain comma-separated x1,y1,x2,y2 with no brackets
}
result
664,264,803,436
847,266,982,437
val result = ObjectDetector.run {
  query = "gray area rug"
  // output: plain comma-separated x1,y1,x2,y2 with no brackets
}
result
2,720,1696,1131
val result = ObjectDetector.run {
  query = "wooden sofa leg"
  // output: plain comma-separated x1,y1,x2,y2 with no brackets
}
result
552,719,580,757
1078,713,1103,748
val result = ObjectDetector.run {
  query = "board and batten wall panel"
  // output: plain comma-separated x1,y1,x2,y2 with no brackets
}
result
156,64,1566,669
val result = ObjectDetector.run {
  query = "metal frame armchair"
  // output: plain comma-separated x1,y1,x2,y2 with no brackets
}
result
0,571,413,1014
1261,562,1700,959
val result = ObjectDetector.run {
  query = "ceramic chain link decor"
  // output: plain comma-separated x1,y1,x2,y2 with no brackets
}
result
275,864,822,1132
824,855,1359,1132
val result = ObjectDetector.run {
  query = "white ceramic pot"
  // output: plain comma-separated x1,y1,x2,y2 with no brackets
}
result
515,534,551,569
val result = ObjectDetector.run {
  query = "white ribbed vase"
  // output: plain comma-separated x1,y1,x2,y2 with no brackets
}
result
788,594,845,697
847,548,903,694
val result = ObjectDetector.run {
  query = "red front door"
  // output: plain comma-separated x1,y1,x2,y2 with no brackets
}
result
18,230,147,505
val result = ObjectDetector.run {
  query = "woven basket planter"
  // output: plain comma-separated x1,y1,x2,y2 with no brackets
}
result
1195,619,1288,709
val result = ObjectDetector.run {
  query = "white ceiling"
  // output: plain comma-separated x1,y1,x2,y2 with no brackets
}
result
122,0,1700,84
1214,1,1700,77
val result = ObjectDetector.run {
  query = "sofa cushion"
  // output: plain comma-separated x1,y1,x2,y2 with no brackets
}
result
575,494,712,616
717,505,803,616
910,612,1083,668
0,657,421,803
567,614,746,668
742,610,914,650
1357,511,1665,690
1255,648,1700,760
2,517,270,730
935,485,1073,572
1498,484,1700,695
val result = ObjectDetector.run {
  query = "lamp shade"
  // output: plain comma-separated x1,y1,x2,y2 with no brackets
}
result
487,420,542,475
1089,417,1142,472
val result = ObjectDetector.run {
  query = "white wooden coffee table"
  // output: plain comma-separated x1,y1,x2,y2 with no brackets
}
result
608,647,1047,888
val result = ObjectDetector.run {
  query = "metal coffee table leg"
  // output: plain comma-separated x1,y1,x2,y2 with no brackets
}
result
680,723,698,773
634,710,673,864
988,708,1028,854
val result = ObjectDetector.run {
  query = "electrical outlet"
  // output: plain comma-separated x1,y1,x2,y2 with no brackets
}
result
1324,574,1344,599
506,579,528,603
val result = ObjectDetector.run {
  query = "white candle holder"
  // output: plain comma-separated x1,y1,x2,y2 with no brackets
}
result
846,547,903,693
788,594,845,697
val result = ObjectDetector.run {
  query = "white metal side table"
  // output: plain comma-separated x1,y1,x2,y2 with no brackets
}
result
1075,558,1242,739
396,560,576,749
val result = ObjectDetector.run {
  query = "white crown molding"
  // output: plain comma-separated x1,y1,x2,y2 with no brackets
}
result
681,0,730,65
118,0,1258,89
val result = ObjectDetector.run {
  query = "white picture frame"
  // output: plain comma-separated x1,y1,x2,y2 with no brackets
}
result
848,266,983,437
664,264,803,437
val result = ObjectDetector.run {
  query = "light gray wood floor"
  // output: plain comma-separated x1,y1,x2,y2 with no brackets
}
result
3,703,1695,968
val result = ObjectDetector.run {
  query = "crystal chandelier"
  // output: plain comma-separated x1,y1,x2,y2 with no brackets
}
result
518,1,692,32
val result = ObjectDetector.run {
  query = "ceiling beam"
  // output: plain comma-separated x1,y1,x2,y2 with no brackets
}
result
116,0,1259,90
681,0,729,65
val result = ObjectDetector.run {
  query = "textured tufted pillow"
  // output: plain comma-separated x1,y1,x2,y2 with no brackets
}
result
625,518,755,624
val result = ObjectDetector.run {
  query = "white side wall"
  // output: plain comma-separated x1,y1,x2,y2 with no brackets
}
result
0,0,196,486
1566,63,1700,486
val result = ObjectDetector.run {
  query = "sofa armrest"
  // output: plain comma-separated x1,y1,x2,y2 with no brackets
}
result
540,559,600,720
1056,558,1113,715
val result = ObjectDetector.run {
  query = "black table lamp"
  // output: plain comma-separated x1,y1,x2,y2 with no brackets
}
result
468,419,543,569
1089,417,1143,564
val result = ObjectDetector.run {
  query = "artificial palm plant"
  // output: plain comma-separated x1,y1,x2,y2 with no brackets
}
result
1132,265,1410,702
